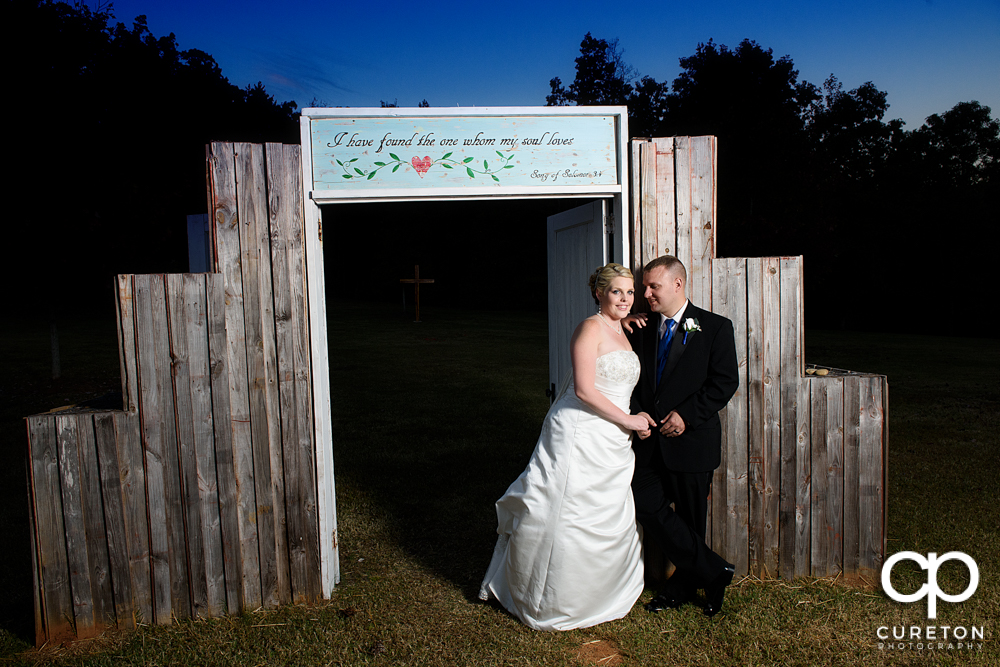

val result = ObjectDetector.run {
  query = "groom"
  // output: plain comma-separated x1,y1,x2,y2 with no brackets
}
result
626,256,739,617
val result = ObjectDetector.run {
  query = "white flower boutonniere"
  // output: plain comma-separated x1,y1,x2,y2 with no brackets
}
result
682,317,701,344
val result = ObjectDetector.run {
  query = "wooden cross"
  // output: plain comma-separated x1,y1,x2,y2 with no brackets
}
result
399,264,434,322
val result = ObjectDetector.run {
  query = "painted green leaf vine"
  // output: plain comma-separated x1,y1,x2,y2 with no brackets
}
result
336,151,516,182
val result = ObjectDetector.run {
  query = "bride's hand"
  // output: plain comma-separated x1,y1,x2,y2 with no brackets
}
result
620,313,648,333
626,411,656,433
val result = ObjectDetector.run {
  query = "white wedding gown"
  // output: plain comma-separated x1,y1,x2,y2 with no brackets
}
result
479,350,644,631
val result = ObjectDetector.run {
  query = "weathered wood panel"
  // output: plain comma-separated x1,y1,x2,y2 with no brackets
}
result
810,377,845,577
843,376,861,577
714,258,749,574
93,413,134,630
778,258,802,579
209,142,263,610
708,261,730,551
687,136,715,307
794,378,812,578
236,143,288,608
826,378,845,577
629,140,644,274
859,377,886,579
809,379,828,575
166,274,208,617
26,416,73,642
114,409,151,624
55,415,97,637
269,141,301,600
75,415,114,630
183,273,228,617
205,272,244,612
746,258,764,576
652,137,676,260
673,136,692,280
133,274,169,623
761,258,781,577
153,273,191,623
622,139,648,269
116,275,139,413
26,453,44,647
268,142,321,601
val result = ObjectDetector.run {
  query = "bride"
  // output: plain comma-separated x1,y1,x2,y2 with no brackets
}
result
479,263,655,630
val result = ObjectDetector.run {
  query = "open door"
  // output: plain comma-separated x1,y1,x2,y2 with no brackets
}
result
546,200,609,401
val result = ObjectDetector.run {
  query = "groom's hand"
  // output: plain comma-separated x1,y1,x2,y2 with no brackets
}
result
659,411,685,437
621,313,648,333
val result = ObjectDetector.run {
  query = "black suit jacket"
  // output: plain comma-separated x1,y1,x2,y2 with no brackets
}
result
627,303,739,473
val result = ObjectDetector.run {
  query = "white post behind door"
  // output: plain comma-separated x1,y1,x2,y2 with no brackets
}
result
546,200,609,399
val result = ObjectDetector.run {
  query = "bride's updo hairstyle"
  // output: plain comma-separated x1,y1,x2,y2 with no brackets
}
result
588,263,634,304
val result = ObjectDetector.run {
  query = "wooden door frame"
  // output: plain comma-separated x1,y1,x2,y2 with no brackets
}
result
299,107,630,596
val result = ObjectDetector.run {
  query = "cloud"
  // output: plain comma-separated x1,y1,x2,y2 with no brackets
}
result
241,41,361,106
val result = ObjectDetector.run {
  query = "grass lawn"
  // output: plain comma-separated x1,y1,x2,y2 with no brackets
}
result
0,302,996,666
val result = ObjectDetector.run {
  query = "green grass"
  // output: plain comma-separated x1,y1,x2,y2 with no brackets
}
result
1,305,997,666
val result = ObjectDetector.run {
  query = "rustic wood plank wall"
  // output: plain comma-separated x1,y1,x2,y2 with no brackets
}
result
629,137,887,581
266,142,322,602
27,412,141,642
711,257,749,573
207,141,322,606
26,142,322,645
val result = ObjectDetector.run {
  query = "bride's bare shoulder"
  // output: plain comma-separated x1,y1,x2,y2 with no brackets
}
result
571,316,603,343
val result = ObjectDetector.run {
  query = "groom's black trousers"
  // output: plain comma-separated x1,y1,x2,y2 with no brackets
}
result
632,455,727,588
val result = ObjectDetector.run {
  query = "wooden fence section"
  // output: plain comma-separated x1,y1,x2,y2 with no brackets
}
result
27,412,142,644
630,137,888,581
26,275,238,641
711,260,888,581
26,163,324,641
207,141,322,608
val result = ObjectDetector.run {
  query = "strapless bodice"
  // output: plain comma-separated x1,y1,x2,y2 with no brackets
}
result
559,349,640,407
593,349,640,403
595,349,641,386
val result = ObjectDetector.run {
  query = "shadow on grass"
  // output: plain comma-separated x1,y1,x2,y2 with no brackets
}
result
329,310,1000,609
327,300,553,600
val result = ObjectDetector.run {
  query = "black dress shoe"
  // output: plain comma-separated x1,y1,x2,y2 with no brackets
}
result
702,565,735,617
644,590,689,613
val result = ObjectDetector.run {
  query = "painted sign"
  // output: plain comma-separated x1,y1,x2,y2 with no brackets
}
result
308,114,620,193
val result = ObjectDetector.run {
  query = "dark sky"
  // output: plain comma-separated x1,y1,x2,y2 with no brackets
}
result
108,0,999,132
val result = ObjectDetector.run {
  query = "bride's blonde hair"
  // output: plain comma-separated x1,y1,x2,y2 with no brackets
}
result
588,263,634,304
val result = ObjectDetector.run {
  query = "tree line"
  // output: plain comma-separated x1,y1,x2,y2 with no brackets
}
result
6,0,299,318
549,34,998,334
6,2,995,335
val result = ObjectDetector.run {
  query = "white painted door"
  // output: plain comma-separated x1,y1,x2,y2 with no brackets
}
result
546,200,609,400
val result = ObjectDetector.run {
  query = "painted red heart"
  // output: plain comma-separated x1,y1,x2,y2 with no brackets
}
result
411,156,433,177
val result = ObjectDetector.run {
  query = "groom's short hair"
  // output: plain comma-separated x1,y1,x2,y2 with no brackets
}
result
643,256,687,282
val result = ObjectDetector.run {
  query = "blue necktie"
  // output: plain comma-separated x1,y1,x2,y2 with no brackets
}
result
656,319,676,385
